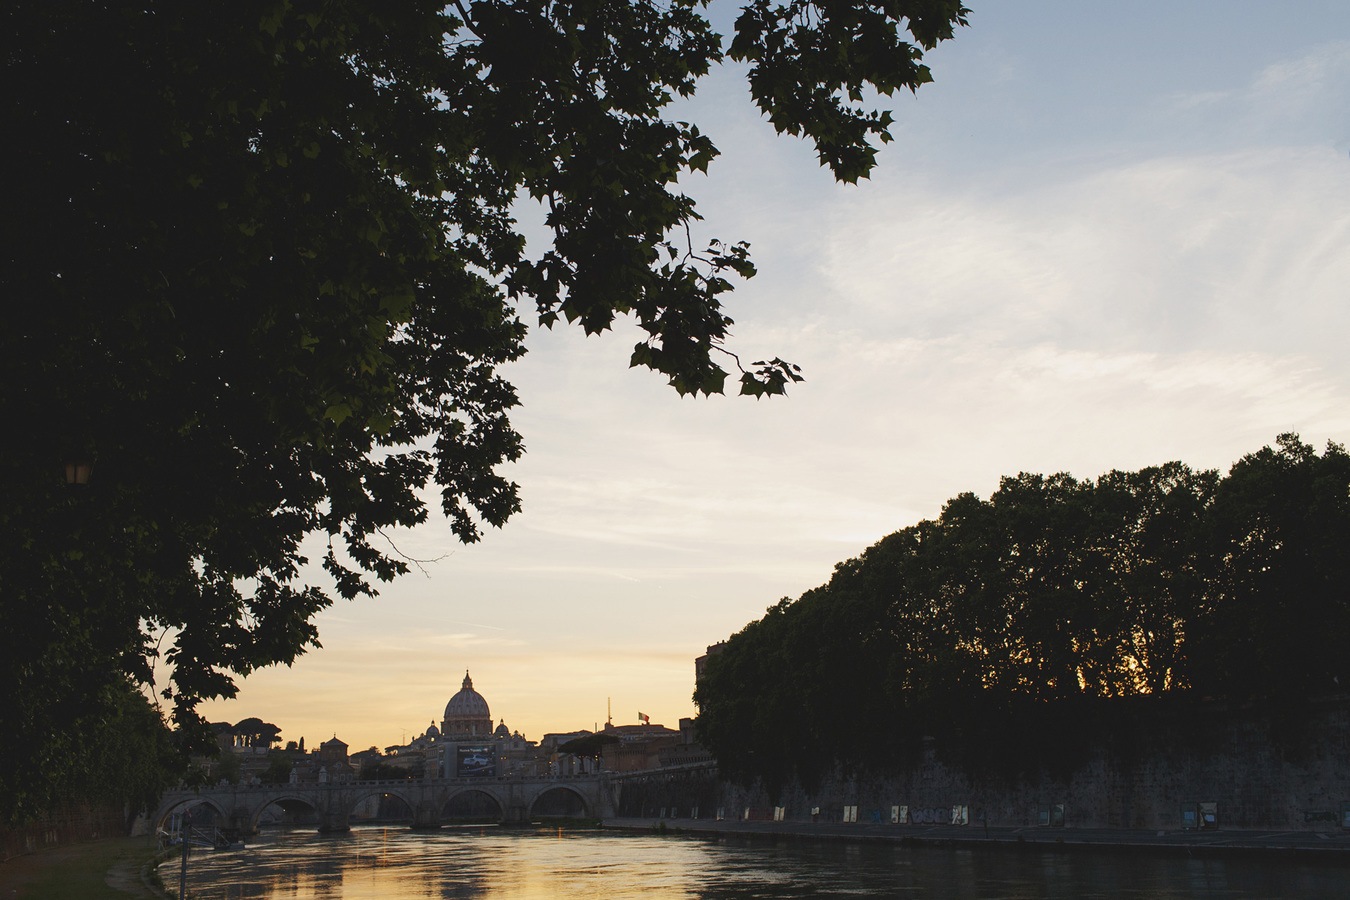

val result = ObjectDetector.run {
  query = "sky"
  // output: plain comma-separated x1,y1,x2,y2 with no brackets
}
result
197,2,1350,753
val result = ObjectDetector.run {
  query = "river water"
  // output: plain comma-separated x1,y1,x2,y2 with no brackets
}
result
167,825,1350,899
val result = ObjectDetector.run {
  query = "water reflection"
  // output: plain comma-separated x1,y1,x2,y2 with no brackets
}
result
168,826,1350,899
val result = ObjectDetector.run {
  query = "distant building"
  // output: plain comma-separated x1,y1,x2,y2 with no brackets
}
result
492,719,541,777
540,730,593,752
685,648,724,768
599,719,682,772
349,746,383,771
400,722,446,777
694,641,726,683
253,666,718,785
659,717,716,767
314,736,354,781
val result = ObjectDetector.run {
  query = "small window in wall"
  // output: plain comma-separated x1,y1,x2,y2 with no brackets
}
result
1199,801,1218,830
843,805,858,823
1180,802,1198,830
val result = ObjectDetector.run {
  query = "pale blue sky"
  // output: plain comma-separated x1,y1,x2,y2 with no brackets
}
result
199,3,1350,752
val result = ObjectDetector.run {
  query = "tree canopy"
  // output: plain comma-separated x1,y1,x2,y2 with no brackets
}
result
694,436,1350,793
230,717,284,749
558,732,621,757
0,0,968,823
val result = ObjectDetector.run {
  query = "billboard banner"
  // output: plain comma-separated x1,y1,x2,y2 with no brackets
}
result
456,745,496,778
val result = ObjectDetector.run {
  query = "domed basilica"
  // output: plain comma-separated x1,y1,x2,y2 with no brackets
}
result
356,669,537,779
441,670,493,739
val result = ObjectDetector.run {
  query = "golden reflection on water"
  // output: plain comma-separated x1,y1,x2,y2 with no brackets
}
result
174,827,719,899
167,825,1350,900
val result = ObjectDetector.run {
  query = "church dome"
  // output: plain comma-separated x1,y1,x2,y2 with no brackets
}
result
441,671,492,738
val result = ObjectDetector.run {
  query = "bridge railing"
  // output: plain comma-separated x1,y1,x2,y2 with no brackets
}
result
164,771,616,792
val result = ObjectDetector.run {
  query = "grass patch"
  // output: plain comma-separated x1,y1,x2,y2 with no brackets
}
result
0,835,160,899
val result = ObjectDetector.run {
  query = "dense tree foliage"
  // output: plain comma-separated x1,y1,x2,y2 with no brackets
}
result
358,760,416,782
558,732,621,758
0,678,181,827
261,752,296,785
695,436,1350,792
0,0,967,822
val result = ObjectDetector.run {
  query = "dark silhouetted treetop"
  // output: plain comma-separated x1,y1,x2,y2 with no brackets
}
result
694,436,1350,788
558,732,622,757
0,0,968,823
232,717,284,749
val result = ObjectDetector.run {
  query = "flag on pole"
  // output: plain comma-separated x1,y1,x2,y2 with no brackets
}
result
638,712,650,724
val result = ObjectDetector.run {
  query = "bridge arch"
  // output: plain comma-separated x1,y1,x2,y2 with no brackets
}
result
248,792,322,830
441,787,504,822
529,785,590,819
155,796,228,832
347,786,417,825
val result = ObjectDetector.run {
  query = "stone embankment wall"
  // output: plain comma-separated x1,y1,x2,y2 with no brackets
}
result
639,698,1350,831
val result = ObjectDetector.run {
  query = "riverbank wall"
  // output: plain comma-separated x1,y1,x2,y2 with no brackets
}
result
601,816,1350,859
620,696,1350,832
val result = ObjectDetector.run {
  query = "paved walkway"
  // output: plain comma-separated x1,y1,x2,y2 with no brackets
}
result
601,817,1350,858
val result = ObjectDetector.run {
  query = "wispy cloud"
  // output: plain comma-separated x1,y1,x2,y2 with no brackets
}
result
1164,39,1350,145
818,148,1350,356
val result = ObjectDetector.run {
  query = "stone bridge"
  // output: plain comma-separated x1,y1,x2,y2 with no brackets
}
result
155,774,619,834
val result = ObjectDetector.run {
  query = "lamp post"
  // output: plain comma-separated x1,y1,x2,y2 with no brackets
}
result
179,806,192,900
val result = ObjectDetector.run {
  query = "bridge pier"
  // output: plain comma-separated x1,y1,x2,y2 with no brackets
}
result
502,782,528,824
317,810,350,833
411,802,441,830
228,808,258,837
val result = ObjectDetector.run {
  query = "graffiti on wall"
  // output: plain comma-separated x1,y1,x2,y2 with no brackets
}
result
891,805,969,825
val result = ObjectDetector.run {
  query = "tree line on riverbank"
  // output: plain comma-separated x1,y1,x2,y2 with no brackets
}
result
693,435,1350,795
0,679,180,832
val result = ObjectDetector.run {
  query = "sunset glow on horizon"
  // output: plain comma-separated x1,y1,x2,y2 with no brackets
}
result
195,3,1350,753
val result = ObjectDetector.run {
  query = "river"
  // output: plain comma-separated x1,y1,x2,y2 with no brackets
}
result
165,825,1350,898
